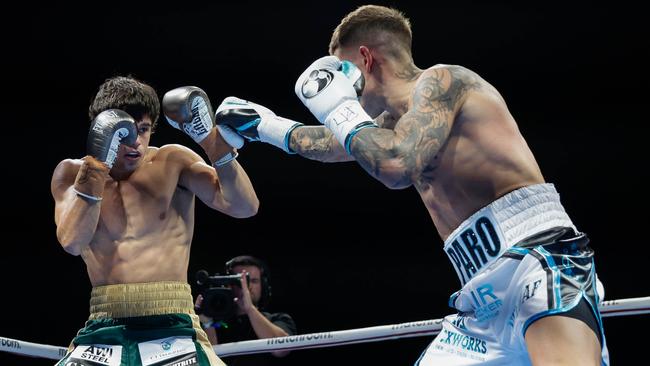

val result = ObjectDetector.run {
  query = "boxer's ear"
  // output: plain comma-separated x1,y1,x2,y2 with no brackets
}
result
359,46,374,73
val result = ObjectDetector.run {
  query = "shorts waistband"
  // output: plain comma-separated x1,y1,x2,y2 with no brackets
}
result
89,281,195,319
443,183,575,286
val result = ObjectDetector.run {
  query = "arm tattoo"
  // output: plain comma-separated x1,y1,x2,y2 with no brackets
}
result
351,66,482,188
289,126,351,162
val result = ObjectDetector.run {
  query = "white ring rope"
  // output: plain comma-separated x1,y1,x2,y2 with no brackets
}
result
2,296,648,360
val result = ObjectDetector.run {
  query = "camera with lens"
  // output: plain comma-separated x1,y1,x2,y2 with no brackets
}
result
195,269,250,321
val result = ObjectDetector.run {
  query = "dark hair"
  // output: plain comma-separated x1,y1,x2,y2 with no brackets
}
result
225,255,272,309
89,75,160,130
329,5,413,61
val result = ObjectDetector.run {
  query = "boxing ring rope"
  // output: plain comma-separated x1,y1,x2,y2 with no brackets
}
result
2,296,649,360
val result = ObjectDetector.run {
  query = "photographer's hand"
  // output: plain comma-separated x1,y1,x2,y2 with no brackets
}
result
234,270,255,314
235,270,291,357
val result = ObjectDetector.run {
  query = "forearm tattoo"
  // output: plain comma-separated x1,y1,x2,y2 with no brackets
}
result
351,66,481,188
289,126,345,162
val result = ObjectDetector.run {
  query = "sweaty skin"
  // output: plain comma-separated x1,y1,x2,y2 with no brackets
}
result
290,44,600,364
52,119,258,285
291,60,544,240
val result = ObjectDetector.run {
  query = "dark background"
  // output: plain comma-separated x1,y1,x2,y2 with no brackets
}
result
2,1,648,364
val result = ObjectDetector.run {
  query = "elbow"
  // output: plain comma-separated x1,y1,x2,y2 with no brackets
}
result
232,207,258,219
58,237,83,256
62,244,82,256
249,197,260,216
56,230,84,256
382,179,412,190
228,198,259,218
377,170,413,190
270,330,290,357
369,152,413,190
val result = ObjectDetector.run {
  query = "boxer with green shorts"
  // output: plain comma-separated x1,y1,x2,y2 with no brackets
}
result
51,77,259,365
57,282,221,366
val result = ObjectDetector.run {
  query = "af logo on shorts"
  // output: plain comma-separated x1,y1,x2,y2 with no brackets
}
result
522,279,543,303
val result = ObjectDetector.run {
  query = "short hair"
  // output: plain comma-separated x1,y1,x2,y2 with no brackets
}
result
89,75,160,130
329,5,413,60
225,255,272,309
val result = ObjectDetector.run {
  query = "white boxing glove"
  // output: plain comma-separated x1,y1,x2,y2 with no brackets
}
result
295,56,376,153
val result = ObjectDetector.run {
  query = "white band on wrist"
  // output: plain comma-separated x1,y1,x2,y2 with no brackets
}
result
213,151,239,167
258,116,303,153
72,188,103,202
324,99,376,154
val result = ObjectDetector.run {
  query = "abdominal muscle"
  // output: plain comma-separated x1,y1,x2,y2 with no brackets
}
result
80,174,196,286
81,226,193,286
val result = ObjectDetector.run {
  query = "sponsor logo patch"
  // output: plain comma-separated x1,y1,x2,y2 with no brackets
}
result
438,329,488,354
138,337,197,366
68,344,122,366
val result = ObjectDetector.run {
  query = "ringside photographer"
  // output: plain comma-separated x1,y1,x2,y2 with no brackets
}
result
195,255,297,365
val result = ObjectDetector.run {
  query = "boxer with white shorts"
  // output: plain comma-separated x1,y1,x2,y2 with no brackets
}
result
212,5,608,365
415,183,608,365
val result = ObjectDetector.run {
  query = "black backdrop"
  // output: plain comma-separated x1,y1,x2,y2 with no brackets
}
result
2,1,648,364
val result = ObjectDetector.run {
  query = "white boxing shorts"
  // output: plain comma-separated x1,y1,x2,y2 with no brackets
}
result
416,183,609,365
